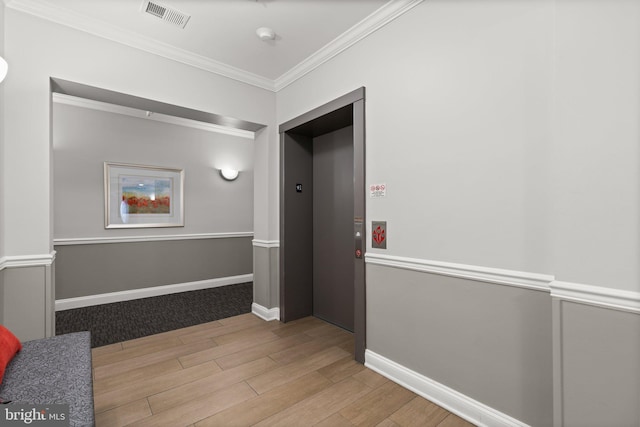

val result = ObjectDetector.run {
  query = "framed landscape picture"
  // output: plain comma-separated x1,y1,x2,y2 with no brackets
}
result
104,162,184,228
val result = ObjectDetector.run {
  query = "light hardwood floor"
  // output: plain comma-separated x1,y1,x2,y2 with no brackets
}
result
92,313,475,427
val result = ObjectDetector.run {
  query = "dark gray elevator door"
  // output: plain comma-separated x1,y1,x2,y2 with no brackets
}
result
313,126,354,331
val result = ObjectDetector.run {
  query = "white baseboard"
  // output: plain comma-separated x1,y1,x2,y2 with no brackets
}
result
251,302,280,321
365,350,530,427
55,274,253,311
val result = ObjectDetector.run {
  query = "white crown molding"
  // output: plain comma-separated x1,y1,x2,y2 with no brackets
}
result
365,350,530,427
53,232,253,246
7,0,275,91
551,280,640,314
53,93,255,139
274,0,425,91
251,302,280,322
56,274,253,311
8,0,422,93
365,253,554,292
252,239,280,249
0,251,57,270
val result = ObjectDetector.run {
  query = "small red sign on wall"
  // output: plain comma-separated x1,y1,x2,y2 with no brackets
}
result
372,221,387,249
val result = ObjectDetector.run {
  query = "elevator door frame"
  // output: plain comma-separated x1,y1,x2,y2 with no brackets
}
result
279,87,366,363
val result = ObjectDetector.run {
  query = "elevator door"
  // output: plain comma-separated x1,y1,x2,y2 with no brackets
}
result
313,126,354,331
279,88,366,362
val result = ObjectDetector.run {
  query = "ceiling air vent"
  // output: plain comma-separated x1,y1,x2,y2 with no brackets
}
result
141,0,191,29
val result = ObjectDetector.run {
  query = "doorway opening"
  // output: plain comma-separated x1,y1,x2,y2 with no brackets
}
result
279,88,366,363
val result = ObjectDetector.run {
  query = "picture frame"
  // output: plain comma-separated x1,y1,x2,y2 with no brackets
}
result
104,162,184,229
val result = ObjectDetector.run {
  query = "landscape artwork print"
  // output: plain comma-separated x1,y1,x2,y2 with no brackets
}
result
120,175,172,215
104,162,184,229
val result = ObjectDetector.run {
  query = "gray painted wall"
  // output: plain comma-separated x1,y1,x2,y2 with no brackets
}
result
557,301,640,427
367,264,553,427
253,245,270,309
275,1,640,424
1,266,52,341
53,101,254,239
55,237,252,299
252,245,279,310
2,3,274,340
52,90,255,302
3,1,638,424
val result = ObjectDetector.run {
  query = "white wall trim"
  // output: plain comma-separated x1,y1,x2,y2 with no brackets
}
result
8,0,422,93
52,93,255,139
251,302,280,321
365,350,530,427
551,280,640,314
252,239,280,249
0,251,57,270
7,0,275,91
365,253,553,292
53,232,254,246
274,0,424,90
55,273,253,311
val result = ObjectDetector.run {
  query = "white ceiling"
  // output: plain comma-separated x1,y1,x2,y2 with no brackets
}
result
7,0,422,90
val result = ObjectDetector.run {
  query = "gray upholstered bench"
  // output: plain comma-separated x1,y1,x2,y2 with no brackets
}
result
0,332,95,427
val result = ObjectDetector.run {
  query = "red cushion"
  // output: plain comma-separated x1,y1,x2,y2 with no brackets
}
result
0,325,22,384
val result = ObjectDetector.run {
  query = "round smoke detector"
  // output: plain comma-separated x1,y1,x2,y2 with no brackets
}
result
256,27,276,41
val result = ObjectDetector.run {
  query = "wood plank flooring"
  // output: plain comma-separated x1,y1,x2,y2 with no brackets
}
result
93,314,475,427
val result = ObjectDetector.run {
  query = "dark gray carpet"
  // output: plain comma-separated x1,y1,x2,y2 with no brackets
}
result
55,282,253,348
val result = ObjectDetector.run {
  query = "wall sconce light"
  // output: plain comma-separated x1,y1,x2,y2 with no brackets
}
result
0,56,8,83
220,168,239,181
